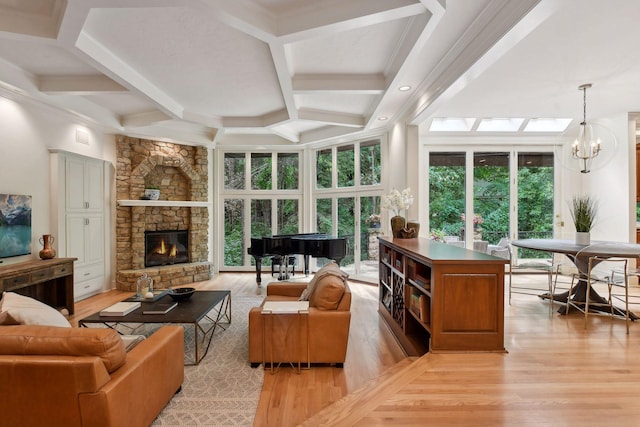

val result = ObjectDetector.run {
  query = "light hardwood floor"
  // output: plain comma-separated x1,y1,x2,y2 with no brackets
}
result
69,273,640,426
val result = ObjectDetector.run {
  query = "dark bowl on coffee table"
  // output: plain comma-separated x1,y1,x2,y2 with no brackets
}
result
168,287,195,301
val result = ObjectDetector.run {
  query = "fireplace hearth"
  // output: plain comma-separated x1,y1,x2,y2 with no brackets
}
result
145,230,189,267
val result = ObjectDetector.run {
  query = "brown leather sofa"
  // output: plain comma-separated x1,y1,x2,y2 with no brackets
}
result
0,325,184,427
248,268,351,367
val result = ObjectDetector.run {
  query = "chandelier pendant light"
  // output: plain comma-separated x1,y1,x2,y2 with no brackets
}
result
571,83,601,173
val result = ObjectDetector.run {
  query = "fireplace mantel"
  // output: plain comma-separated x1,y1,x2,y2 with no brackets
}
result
117,200,209,207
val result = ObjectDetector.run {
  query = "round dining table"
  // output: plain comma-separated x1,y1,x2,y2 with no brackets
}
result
511,238,640,318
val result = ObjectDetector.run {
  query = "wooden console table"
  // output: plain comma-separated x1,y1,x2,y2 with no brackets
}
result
0,258,76,314
378,237,507,355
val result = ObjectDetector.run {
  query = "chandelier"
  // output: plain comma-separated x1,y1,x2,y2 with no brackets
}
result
571,83,601,173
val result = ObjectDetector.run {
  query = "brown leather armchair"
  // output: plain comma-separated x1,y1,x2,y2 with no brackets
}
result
248,273,351,368
0,325,184,427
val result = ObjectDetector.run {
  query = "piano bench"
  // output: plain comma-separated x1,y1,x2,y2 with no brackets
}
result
271,255,297,277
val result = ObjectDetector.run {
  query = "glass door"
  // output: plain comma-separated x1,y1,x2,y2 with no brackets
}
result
428,148,555,257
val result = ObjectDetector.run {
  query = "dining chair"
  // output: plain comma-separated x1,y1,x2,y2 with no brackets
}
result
492,238,560,315
566,255,630,334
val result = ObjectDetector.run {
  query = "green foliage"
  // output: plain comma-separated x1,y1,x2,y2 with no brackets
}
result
429,156,554,249
570,195,598,232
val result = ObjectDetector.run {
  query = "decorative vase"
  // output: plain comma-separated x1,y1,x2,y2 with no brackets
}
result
38,234,56,259
407,221,420,238
136,272,154,298
576,232,590,246
144,188,160,200
390,215,406,238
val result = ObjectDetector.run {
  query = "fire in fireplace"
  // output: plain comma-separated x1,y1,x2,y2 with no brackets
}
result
145,230,189,267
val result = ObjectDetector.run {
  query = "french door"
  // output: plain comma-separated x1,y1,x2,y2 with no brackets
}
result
427,148,555,258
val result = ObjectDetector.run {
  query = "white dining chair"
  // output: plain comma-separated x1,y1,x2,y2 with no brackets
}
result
566,255,630,334
494,238,562,316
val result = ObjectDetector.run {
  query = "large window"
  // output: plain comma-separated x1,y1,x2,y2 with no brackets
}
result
313,139,383,280
221,151,301,269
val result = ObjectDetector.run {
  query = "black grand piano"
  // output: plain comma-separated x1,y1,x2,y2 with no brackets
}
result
247,233,348,284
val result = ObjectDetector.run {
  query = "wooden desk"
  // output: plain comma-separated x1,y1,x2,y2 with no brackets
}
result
378,236,508,355
0,258,76,314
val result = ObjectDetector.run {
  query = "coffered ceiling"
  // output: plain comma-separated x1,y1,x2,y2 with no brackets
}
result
0,0,638,147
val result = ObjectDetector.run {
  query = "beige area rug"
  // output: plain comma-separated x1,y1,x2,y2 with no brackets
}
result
152,295,265,427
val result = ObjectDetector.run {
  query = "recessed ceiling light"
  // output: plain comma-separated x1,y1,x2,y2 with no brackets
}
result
378,116,388,121
398,85,412,91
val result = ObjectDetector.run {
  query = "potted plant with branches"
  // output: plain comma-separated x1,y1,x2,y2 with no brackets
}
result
570,195,598,245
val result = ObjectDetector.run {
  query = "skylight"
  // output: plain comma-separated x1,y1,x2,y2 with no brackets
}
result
523,118,572,132
429,118,475,132
477,118,524,132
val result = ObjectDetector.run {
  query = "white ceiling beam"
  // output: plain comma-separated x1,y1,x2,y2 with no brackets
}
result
194,2,297,120
408,0,554,125
265,44,298,120
293,74,385,94
39,75,127,94
268,127,300,143
123,126,216,148
299,126,361,145
194,0,277,43
182,111,223,129
73,30,184,119
365,6,442,127
121,110,172,128
298,109,364,128
223,109,290,128
277,0,426,44
261,109,291,127
58,0,184,45
0,0,66,40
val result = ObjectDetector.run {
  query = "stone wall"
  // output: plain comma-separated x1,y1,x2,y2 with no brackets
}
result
115,135,212,290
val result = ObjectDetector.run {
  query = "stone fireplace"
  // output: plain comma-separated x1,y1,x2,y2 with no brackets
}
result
115,135,213,291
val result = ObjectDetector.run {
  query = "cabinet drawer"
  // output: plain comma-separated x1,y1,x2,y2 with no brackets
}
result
52,263,73,279
75,276,103,300
2,274,31,291
75,264,104,283
30,268,54,284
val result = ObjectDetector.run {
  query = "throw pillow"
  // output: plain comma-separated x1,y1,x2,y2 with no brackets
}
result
0,292,71,328
309,275,346,310
0,325,126,373
299,261,349,302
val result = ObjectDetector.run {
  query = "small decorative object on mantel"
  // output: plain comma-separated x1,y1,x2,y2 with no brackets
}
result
144,186,160,200
38,234,56,259
569,195,598,245
382,187,414,238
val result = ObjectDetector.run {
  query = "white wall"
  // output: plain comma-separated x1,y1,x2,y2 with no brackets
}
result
0,94,110,268
584,114,634,243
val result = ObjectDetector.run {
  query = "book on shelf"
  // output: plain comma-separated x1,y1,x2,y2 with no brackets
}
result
100,301,141,317
419,295,430,324
143,302,178,315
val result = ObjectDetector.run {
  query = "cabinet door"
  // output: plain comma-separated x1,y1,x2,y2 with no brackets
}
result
84,215,104,265
66,157,87,211
85,160,103,211
66,215,87,264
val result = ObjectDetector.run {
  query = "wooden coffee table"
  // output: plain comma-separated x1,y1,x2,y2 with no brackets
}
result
79,290,231,365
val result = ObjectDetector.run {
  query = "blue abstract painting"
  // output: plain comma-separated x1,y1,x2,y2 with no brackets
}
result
0,194,32,258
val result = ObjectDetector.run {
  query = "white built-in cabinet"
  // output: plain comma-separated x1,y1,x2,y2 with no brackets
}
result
50,150,106,301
